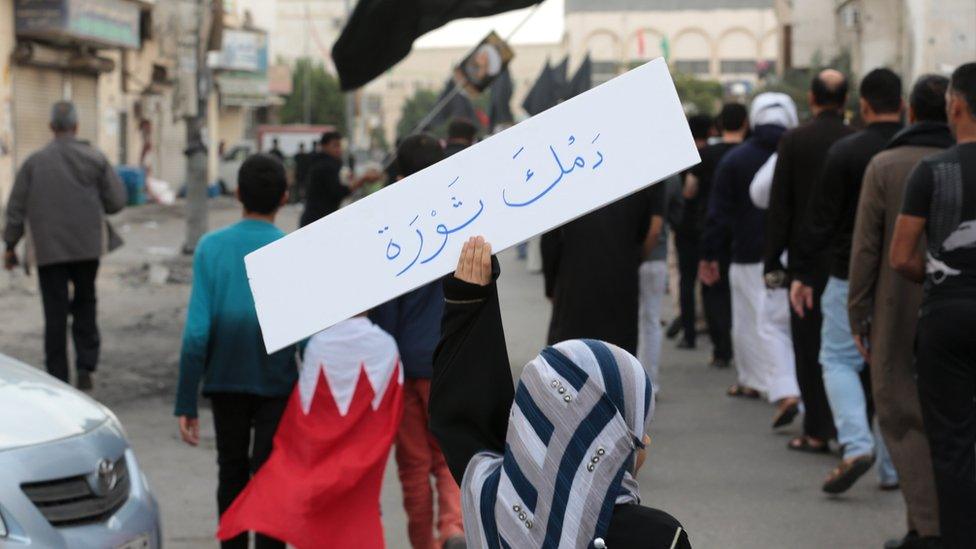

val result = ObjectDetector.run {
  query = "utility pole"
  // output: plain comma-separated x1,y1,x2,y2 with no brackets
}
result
303,2,311,124
183,0,212,254
343,0,355,150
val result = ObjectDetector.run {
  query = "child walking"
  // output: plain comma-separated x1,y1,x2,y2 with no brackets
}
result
174,153,298,549
370,134,465,549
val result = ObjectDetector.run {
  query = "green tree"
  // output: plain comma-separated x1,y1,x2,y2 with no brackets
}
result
280,58,346,132
671,72,725,116
396,88,439,140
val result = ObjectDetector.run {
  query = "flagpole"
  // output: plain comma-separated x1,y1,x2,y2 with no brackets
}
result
402,2,543,139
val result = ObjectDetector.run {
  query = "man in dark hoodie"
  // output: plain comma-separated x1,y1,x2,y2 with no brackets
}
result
700,93,796,400
848,75,952,549
369,134,465,549
790,68,905,495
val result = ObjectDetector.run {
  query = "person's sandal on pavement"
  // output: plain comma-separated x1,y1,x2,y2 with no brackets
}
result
772,399,800,428
822,454,875,494
787,436,830,454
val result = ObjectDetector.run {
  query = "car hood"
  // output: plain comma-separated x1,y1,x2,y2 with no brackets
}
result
0,354,109,451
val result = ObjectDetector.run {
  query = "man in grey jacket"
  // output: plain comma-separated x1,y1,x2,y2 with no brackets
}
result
3,101,127,389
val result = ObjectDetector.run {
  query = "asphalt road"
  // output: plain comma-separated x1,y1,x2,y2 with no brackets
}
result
1,200,904,548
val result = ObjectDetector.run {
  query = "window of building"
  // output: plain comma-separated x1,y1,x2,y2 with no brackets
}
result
673,59,710,75
720,59,757,74
592,60,620,85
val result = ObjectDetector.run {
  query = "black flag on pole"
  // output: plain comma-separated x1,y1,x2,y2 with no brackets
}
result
489,66,514,129
521,61,559,116
552,55,569,100
425,79,481,131
566,54,592,99
332,0,542,91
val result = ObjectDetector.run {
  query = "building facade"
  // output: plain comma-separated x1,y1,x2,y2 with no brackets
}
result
0,0,279,204
777,0,976,82
0,0,193,203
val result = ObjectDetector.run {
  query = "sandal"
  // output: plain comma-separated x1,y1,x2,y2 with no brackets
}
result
787,436,829,454
772,400,800,428
726,384,760,399
822,454,875,494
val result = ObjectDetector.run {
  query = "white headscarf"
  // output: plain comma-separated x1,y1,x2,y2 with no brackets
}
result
748,93,799,208
749,92,799,130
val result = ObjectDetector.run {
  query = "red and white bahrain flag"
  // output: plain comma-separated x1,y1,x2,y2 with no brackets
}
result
218,317,403,548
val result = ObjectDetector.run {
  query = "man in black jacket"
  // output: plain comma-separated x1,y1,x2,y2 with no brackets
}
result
689,103,747,368
790,68,904,494
299,131,379,227
764,69,853,453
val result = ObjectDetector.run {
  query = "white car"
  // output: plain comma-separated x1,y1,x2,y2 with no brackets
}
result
0,353,161,548
218,141,256,193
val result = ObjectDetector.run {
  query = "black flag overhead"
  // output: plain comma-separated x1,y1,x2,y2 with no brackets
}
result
521,61,559,116
552,55,569,100
425,79,480,131
489,66,514,129
332,0,542,91
566,54,592,99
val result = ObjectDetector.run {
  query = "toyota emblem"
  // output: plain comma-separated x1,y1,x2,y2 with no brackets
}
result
91,459,118,497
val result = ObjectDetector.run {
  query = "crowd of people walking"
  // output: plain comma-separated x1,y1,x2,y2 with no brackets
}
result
6,58,975,549
628,63,976,549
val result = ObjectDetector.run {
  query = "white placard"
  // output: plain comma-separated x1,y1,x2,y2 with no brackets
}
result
247,58,700,352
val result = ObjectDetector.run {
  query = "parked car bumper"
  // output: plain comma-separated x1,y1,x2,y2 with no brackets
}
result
0,420,161,549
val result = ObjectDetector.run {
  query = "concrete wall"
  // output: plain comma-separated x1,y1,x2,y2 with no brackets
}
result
777,0,838,68
833,0,974,81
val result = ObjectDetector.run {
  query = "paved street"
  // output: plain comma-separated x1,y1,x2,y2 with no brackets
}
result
0,200,903,548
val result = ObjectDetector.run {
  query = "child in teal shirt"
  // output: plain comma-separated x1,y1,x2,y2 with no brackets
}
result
175,153,297,549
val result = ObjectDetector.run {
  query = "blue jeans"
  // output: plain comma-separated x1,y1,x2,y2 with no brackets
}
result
820,277,875,459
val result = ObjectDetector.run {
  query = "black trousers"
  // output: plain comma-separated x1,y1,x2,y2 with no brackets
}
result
701,259,732,361
790,274,836,442
915,302,976,549
674,233,699,346
211,393,289,549
37,260,100,382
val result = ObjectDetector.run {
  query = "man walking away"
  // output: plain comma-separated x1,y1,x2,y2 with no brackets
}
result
370,134,465,549
299,131,379,227
667,114,714,343
849,74,951,549
542,183,662,355
443,117,477,157
765,69,852,454
291,142,310,204
638,176,676,396
690,103,747,368
790,68,904,494
174,154,298,549
268,138,284,161
700,93,794,399
891,62,976,549
3,101,126,389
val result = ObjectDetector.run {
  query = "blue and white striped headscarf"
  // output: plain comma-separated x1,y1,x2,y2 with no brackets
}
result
461,339,655,549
